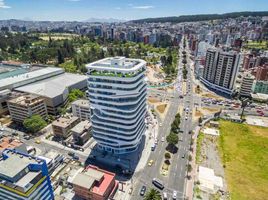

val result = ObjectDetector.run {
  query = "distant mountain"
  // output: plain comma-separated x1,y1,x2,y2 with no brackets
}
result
131,11,268,23
84,18,126,23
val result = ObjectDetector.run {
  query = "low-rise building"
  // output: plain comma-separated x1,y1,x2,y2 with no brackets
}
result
71,120,91,145
72,165,118,200
0,136,27,153
15,73,87,115
0,90,23,116
0,149,54,199
7,94,47,123
71,99,90,121
37,150,64,174
52,116,79,139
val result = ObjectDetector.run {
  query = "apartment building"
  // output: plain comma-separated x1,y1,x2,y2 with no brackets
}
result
0,149,54,200
252,80,268,94
52,116,79,139
201,48,240,96
7,94,47,123
71,99,90,121
240,73,255,97
87,57,147,154
71,120,92,145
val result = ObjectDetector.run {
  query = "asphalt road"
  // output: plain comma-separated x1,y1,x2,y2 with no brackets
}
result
131,37,195,200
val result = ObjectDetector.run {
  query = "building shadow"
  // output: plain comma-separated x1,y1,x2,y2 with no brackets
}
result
84,134,146,182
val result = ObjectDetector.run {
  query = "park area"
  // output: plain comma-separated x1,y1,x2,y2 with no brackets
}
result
218,120,268,200
243,40,268,50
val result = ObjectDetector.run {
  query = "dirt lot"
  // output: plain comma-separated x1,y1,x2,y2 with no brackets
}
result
156,104,167,113
146,65,165,84
194,127,229,200
201,92,224,100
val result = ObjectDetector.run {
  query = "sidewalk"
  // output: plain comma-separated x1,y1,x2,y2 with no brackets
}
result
185,126,200,200
114,110,159,200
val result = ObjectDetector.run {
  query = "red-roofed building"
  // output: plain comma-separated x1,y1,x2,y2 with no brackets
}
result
0,137,24,152
72,165,118,200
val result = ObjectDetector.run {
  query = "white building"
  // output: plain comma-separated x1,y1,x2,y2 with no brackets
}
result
71,99,90,121
201,48,240,96
240,73,255,97
86,57,147,154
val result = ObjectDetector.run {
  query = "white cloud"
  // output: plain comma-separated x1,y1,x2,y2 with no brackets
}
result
0,0,10,9
115,7,121,10
132,5,154,9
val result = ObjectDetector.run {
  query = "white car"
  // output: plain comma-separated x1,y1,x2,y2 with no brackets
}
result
161,137,165,142
185,117,188,120
163,192,168,200
172,191,177,199
159,123,162,127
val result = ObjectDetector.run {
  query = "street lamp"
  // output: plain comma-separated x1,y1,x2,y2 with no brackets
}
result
240,97,251,120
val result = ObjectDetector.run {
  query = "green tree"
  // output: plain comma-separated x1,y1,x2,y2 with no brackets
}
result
57,49,64,64
68,89,85,102
187,164,192,173
198,117,203,124
23,115,47,133
144,188,161,200
166,133,179,148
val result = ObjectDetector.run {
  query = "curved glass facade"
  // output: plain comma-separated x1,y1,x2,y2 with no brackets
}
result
87,57,147,154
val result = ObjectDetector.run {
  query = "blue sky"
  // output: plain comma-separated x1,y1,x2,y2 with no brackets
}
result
0,0,268,21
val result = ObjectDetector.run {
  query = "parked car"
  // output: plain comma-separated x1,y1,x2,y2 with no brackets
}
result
24,135,31,140
140,186,146,196
72,155,79,161
35,140,41,144
163,192,168,200
148,159,154,166
173,191,177,199
68,152,75,157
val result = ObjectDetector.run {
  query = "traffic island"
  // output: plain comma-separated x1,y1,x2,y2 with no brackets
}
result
160,152,172,176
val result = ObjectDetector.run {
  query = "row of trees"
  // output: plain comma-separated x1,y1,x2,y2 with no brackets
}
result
166,113,181,153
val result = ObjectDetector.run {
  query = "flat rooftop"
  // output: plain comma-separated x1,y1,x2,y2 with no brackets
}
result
71,120,91,134
72,99,90,108
52,116,79,128
0,64,28,79
0,67,64,90
16,73,87,98
8,94,44,106
86,57,146,73
0,150,39,180
72,167,105,190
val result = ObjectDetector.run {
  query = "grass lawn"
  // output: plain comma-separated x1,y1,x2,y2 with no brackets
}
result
218,120,268,200
244,41,268,50
196,132,204,164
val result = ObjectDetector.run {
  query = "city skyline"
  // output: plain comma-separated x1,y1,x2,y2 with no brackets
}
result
0,0,268,21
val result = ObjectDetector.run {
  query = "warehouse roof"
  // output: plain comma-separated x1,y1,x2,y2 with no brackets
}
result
0,67,64,90
15,73,87,98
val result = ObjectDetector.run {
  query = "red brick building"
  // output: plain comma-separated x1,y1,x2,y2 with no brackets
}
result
256,64,268,81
